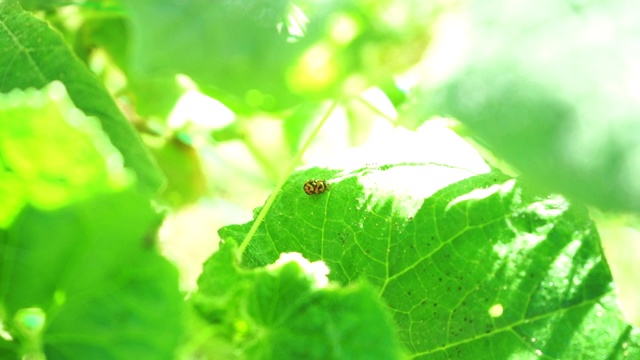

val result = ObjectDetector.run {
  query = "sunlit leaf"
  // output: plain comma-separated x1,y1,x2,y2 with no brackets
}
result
192,240,405,359
0,81,131,227
0,0,163,193
218,162,640,358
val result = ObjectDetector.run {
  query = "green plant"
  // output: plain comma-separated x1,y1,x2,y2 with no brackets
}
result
1,0,639,359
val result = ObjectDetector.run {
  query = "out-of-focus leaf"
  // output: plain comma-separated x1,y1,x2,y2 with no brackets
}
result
123,0,302,113
74,15,183,119
122,0,438,113
0,190,183,359
0,81,131,228
405,0,640,211
151,135,207,207
0,0,164,194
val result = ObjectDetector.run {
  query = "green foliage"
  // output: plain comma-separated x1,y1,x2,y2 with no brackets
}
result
0,82,182,357
121,0,435,113
1,0,639,359
1,189,183,359
192,240,404,359
0,0,164,194
216,164,640,358
405,0,640,212
0,81,130,227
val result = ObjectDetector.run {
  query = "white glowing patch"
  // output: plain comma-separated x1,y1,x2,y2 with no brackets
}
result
271,252,330,289
0,322,12,341
447,180,515,211
168,90,235,130
329,13,360,45
488,304,503,318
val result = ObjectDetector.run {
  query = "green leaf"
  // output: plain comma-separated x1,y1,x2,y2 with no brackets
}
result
192,240,405,359
218,163,640,358
404,0,640,211
73,14,184,119
122,0,302,113
0,189,183,359
0,0,164,194
0,81,131,228
121,0,438,113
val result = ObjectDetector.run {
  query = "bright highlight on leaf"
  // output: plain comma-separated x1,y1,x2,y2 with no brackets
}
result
0,81,132,227
269,252,330,289
488,304,503,318
14,308,46,336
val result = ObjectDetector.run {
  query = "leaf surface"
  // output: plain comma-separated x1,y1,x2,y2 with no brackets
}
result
0,190,183,359
0,78,181,359
219,162,640,358
193,240,405,359
0,0,163,193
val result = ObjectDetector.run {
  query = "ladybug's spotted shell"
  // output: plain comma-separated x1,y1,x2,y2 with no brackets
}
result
303,179,328,195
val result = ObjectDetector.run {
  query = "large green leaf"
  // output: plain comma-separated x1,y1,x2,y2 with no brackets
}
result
403,0,640,211
0,0,163,194
218,163,640,358
0,190,182,359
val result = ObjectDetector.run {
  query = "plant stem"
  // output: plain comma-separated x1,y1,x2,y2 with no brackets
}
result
353,95,398,126
237,99,340,258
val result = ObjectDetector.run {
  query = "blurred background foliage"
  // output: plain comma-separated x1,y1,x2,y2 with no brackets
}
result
15,0,640,314
23,0,442,210
17,0,445,289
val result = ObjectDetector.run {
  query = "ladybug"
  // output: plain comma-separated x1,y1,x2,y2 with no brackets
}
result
303,179,328,195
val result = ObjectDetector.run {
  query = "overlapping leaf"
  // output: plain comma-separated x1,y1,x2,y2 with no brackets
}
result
0,78,181,358
192,240,405,359
0,190,183,359
0,0,163,193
